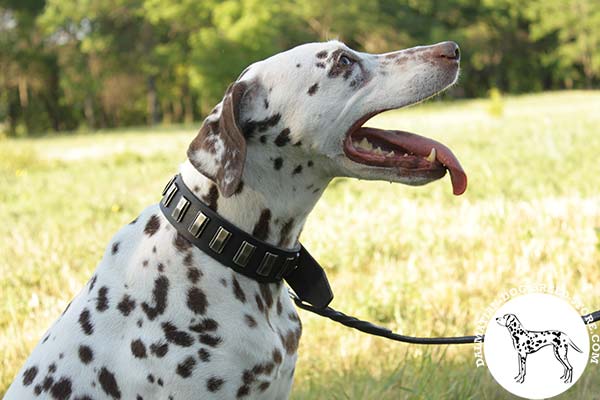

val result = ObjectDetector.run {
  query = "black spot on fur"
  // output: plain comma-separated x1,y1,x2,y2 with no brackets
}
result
273,157,283,170
187,267,202,284
316,50,328,59
307,160,314,167
150,341,169,358
162,322,194,347
187,287,208,314
259,284,274,309
111,242,120,255
252,209,271,240
296,63,301,68
315,62,326,69
144,215,160,236
307,83,319,95
199,334,222,347
78,309,94,335
147,374,155,383
202,184,219,211
274,128,291,147
22,366,38,386
237,384,250,398
273,348,283,364
96,286,109,312
88,275,97,293
279,218,295,247
174,233,192,252
198,348,211,362
245,314,257,328
207,377,225,392
117,295,136,316
294,140,302,147
293,165,302,175
141,276,169,320
50,377,72,400
259,135,267,144
131,339,147,358
255,293,264,313
233,277,246,303
263,98,269,109
78,345,93,364
277,298,283,315
157,378,163,386
48,363,56,373
189,318,219,333
176,356,196,378
242,114,281,139
98,367,121,399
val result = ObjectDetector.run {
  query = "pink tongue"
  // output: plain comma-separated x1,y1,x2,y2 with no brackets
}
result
377,129,468,195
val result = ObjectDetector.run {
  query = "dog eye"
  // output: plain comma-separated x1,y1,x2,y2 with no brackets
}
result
339,55,354,66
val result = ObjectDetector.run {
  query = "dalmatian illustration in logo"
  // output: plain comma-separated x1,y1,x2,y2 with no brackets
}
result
496,313,583,384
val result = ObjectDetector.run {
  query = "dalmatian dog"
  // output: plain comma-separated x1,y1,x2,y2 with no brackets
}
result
496,313,583,384
5,40,466,399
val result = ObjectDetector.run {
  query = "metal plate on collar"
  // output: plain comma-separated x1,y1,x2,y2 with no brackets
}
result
163,183,178,207
162,176,176,195
209,227,231,254
188,212,209,238
172,196,190,222
276,256,297,279
257,252,278,277
233,241,256,268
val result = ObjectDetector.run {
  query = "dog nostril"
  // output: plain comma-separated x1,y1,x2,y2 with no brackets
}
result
453,47,460,60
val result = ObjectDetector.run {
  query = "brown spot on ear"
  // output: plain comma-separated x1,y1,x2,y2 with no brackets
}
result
273,157,283,170
252,209,271,240
274,128,291,146
307,83,319,95
144,215,160,236
316,50,328,59
202,184,219,211
278,218,295,247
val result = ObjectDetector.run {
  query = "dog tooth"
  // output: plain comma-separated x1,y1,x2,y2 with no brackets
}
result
426,148,436,162
403,153,408,157
353,141,360,148
386,151,395,157
373,147,384,155
359,137,373,151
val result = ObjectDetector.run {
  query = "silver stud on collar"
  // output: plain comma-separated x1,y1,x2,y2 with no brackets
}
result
257,252,278,276
188,212,209,238
163,183,178,207
162,176,176,195
276,256,297,279
209,227,231,254
233,241,256,268
172,196,190,222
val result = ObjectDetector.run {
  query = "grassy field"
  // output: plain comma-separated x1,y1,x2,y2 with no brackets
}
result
1,91,600,399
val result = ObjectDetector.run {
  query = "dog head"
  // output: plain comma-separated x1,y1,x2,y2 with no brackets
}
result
188,40,466,197
496,313,520,328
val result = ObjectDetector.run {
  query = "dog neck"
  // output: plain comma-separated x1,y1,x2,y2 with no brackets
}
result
179,156,331,249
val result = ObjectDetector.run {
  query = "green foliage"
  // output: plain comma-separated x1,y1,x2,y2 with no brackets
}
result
1,0,599,135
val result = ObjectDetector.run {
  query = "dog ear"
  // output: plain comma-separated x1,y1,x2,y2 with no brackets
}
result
187,81,250,197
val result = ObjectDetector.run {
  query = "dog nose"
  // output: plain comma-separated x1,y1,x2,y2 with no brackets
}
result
434,41,460,61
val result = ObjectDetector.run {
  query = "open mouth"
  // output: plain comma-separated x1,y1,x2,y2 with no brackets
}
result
343,112,467,195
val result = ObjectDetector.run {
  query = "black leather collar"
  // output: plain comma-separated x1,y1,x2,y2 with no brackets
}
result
159,174,333,308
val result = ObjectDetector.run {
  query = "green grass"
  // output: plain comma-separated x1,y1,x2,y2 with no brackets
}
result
2,91,600,399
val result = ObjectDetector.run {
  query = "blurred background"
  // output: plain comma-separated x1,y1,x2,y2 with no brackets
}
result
1,1,600,399
1,0,599,136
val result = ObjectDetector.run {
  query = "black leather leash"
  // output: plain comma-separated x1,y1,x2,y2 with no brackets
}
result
160,174,600,345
